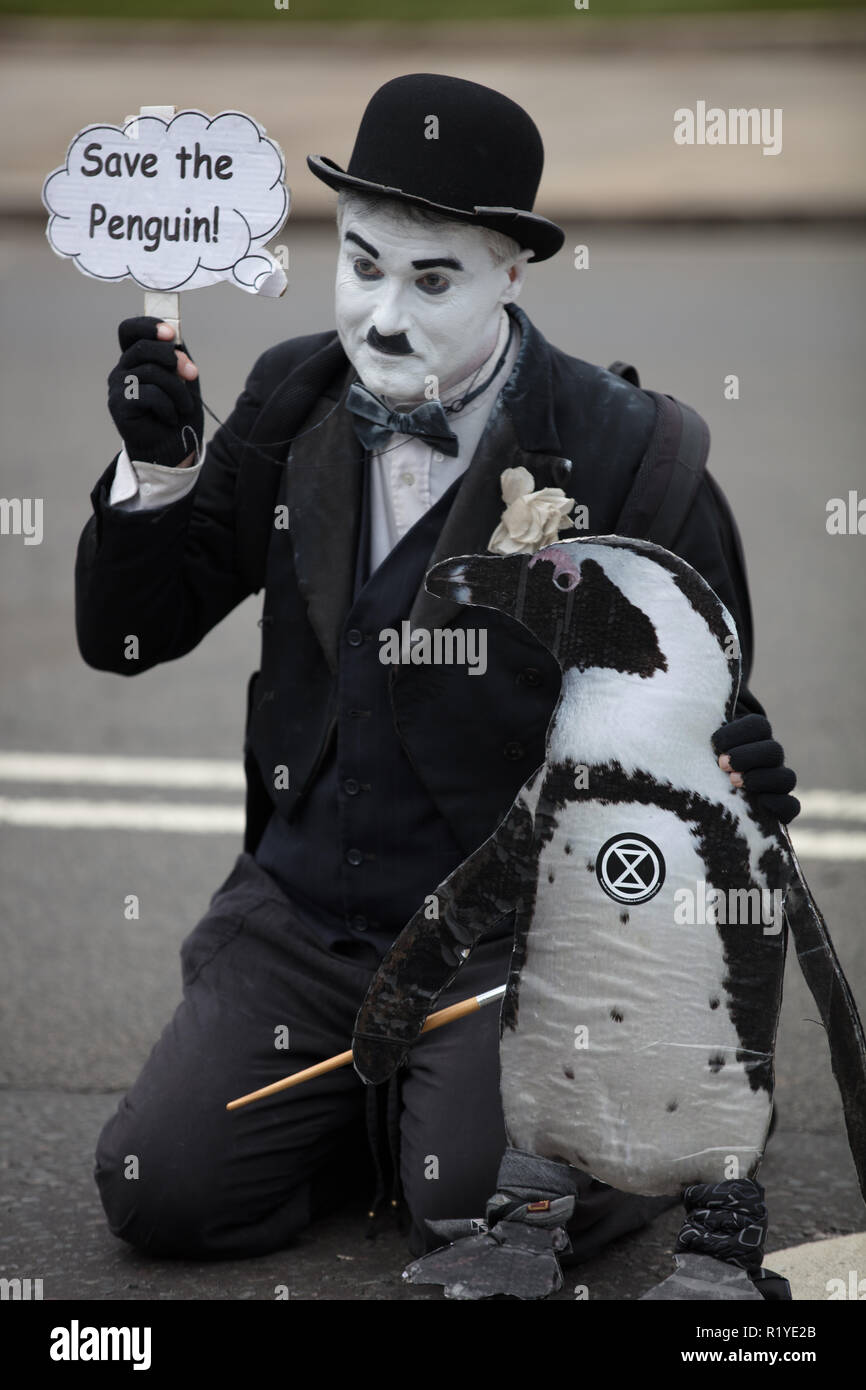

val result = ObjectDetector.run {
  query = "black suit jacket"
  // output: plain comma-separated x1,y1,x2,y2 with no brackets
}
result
76,304,761,856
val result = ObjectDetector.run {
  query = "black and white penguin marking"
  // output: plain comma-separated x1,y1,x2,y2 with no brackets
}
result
489,538,788,1195
352,537,865,1266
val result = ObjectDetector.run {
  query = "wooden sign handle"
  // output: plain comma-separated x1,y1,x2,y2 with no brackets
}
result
144,289,181,344
125,104,181,342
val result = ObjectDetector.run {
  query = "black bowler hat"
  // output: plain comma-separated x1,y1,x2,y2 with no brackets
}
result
307,73,564,263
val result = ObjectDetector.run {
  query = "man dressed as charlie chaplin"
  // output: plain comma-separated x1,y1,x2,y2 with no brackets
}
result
77,74,799,1268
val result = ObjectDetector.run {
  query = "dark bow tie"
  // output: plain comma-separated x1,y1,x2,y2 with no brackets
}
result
346,382,460,458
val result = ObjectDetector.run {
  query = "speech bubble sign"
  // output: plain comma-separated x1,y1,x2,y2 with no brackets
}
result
42,109,289,297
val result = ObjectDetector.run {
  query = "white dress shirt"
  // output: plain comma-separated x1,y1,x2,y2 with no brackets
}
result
108,309,521,574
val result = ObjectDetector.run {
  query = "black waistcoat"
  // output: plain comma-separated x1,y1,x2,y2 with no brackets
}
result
255,454,471,950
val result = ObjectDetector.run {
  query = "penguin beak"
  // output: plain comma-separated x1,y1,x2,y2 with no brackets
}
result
425,553,523,612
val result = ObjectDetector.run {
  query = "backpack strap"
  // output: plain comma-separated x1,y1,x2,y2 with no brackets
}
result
607,360,641,388
614,388,710,549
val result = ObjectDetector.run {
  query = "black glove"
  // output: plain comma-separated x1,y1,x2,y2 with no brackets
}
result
711,713,800,824
107,316,203,469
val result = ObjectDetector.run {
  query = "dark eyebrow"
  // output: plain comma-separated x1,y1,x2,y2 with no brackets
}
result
411,257,464,272
345,230,379,258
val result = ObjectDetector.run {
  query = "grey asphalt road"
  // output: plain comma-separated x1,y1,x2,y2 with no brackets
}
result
1,222,864,1303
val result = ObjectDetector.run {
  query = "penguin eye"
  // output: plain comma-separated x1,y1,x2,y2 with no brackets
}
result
553,572,578,592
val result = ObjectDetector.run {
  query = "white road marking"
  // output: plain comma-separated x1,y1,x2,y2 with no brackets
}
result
0,797,243,834
0,751,245,789
633,1042,770,1054
788,830,866,862
0,756,864,858
797,791,866,822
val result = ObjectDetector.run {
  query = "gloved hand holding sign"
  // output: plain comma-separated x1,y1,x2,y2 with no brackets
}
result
107,317,202,469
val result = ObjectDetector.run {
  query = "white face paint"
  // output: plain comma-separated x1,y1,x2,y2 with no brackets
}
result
334,205,530,405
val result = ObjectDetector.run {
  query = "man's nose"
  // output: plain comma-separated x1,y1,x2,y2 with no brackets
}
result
370,281,410,339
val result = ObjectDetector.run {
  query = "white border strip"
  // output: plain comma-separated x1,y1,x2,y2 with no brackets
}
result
0,797,243,834
0,752,244,790
0,757,863,819
0,799,864,858
797,791,866,822
0,755,864,858
788,829,866,862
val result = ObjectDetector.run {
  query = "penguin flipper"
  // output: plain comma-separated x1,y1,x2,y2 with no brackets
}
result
352,799,535,1084
640,1254,766,1301
780,826,866,1203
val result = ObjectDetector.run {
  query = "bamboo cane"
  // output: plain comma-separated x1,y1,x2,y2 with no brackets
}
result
226,983,506,1111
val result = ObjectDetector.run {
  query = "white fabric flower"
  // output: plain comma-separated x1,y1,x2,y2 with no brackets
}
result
487,466,575,555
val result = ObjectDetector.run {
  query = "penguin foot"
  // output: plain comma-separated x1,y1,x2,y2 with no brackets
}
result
747,1266,793,1301
403,1219,571,1300
404,1152,582,1298
641,1179,792,1299
640,1253,766,1301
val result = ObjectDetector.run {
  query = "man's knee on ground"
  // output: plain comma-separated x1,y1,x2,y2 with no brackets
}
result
95,1107,226,1255
93,1104,312,1258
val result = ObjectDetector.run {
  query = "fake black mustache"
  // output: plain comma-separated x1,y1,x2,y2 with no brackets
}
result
366,326,414,356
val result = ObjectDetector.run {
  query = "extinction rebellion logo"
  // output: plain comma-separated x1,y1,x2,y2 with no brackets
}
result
596,834,665,905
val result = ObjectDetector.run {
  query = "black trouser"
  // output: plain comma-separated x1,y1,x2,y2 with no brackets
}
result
95,853,666,1261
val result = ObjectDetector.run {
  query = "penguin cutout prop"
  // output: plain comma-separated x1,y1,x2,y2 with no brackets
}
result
352,535,866,1301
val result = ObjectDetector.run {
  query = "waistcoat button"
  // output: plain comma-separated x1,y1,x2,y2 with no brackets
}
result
346,628,364,647
346,847,364,866
503,740,525,761
343,778,361,796
351,914,368,933
517,667,542,687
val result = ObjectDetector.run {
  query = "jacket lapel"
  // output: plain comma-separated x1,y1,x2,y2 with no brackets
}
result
280,370,365,674
408,400,569,632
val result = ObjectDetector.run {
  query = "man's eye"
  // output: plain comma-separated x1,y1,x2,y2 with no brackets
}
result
353,258,382,281
417,273,449,295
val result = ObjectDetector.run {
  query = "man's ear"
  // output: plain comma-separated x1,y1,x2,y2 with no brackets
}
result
500,249,533,305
